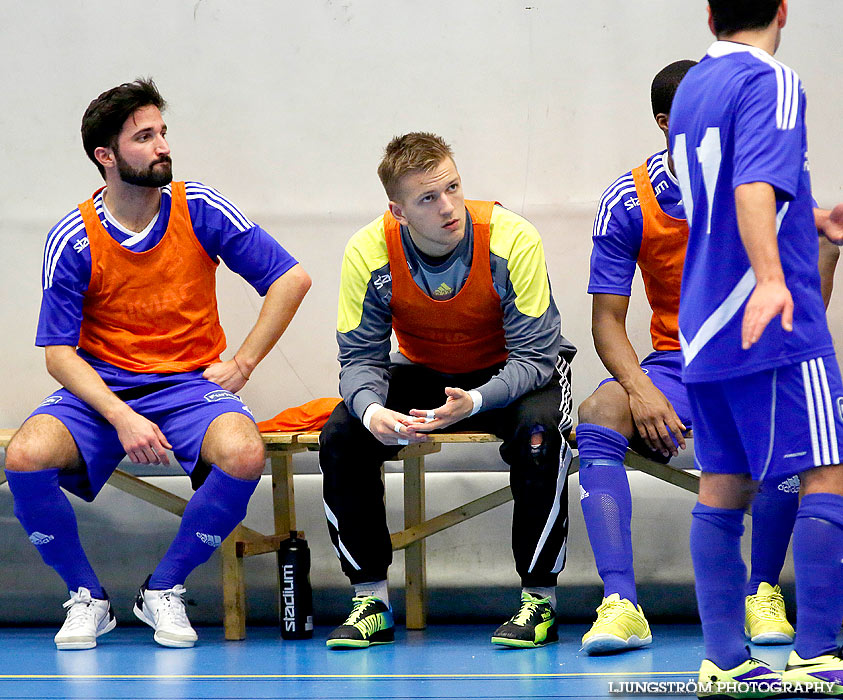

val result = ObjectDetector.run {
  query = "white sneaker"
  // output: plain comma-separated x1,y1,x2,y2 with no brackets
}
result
133,579,198,648
54,587,116,650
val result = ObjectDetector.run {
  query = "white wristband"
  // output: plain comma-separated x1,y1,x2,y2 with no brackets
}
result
362,403,384,432
468,390,483,416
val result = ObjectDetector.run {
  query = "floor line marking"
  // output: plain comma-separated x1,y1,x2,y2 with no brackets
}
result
0,671,701,680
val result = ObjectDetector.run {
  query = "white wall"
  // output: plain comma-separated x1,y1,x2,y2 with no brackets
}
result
2,0,843,424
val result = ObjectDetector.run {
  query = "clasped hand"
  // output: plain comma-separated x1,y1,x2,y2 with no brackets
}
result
368,387,474,446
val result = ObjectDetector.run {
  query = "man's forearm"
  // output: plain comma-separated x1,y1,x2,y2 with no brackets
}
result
233,264,311,375
818,234,839,308
591,294,649,395
735,182,784,282
340,362,390,418
45,345,129,424
593,321,651,395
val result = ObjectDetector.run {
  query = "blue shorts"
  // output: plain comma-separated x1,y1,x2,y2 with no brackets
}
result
687,354,843,481
598,350,691,461
30,377,255,501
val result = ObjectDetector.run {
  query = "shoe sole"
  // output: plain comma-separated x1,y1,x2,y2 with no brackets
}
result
55,617,117,651
491,632,559,649
746,629,794,645
326,639,394,649
582,633,652,655
490,637,547,648
133,604,197,648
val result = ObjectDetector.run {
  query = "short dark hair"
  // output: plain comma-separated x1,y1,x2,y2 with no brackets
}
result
81,78,166,178
708,0,781,36
651,60,697,117
377,132,454,201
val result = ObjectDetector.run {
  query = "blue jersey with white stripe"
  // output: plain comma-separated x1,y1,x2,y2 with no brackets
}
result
37,181,297,348
669,41,832,383
589,150,684,296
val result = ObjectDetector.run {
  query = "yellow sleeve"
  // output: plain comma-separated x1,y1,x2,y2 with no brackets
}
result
337,216,390,333
488,205,551,318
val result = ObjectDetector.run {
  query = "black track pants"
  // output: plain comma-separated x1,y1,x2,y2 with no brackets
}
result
319,355,573,587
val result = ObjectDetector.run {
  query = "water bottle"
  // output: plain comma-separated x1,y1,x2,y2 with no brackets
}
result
277,531,314,639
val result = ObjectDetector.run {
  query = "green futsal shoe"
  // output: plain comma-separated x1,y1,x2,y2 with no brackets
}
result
326,596,394,649
491,592,557,648
782,648,843,696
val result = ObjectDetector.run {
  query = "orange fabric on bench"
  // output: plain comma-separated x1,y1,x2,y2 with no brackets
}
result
257,398,342,432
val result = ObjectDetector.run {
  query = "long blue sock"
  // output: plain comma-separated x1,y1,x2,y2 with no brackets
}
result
792,492,843,660
747,474,799,595
6,469,105,598
577,423,637,604
149,465,259,589
690,502,748,670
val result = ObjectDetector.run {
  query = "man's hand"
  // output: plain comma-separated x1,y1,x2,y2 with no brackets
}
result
408,387,474,432
628,380,686,458
367,407,430,446
111,408,172,465
818,203,843,245
741,278,793,349
203,359,249,393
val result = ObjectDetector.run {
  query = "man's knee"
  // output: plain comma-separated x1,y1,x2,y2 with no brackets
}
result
5,416,79,472
502,417,563,474
577,383,633,434
213,436,265,480
800,463,843,497
698,472,756,510
202,414,265,481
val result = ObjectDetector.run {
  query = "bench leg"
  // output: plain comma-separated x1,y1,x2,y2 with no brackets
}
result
403,455,427,629
270,452,296,534
221,526,246,641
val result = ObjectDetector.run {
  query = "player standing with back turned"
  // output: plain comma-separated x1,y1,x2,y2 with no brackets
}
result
670,1,843,696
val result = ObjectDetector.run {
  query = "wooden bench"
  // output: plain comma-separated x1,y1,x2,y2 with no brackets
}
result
1,427,700,636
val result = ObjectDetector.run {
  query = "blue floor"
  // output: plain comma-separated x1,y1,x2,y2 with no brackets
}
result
0,624,796,700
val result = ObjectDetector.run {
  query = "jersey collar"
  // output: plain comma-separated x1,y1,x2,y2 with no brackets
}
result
706,40,771,60
100,187,161,248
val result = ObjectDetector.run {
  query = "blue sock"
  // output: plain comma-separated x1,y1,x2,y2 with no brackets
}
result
747,474,799,595
690,502,748,670
149,465,259,589
792,492,843,660
577,424,637,604
6,469,105,598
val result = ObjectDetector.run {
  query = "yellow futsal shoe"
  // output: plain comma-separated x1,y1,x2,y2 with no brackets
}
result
782,648,843,696
581,593,652,655
697,656,783,699
745,582,794,645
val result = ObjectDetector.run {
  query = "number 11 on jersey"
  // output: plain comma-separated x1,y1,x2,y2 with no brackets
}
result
673,127,722,236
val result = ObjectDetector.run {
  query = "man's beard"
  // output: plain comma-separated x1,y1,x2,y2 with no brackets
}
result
115,150,173,188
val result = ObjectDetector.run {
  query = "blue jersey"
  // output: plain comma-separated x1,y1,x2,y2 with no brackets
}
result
669,41,832,383
589,150,684,296
37,181,298,351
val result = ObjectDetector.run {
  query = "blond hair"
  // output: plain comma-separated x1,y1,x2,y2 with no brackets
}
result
377,132,454,201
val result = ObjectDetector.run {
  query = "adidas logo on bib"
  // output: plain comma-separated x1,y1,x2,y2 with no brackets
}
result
196,532,222,548
29,532,55,546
